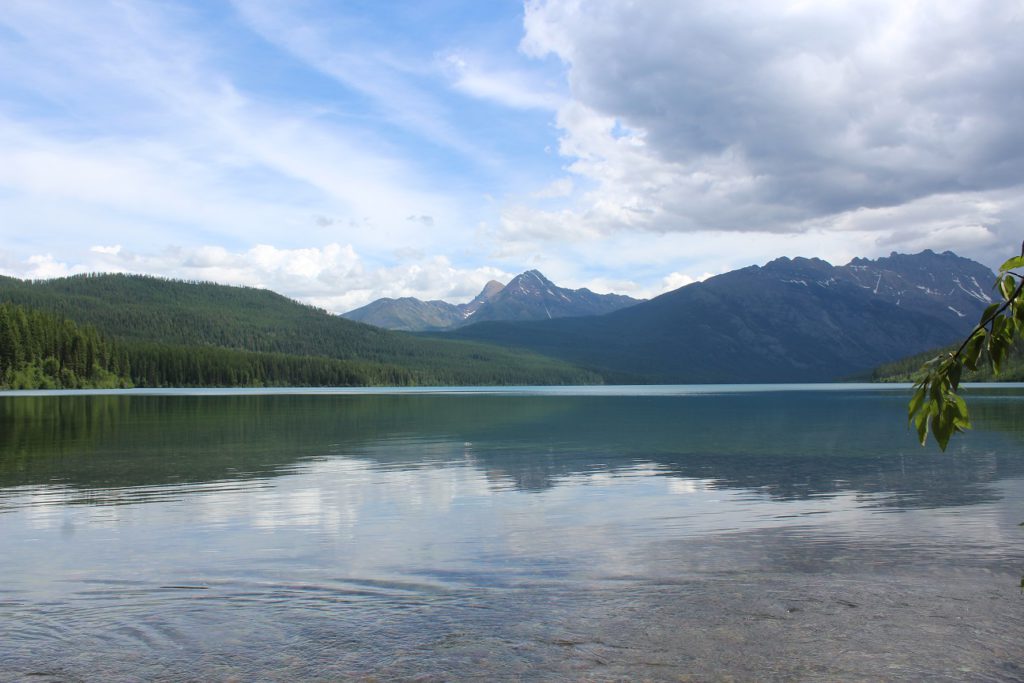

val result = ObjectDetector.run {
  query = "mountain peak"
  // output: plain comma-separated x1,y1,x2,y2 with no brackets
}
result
480,280,505,296
761,255,833,278
512,269,554,285
462,269,640,325
461,279,506,318
342,270,638,330
502,270,558,296
470,279,506,302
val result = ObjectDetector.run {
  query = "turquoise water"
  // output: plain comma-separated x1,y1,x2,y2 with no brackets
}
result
1,386,1022,681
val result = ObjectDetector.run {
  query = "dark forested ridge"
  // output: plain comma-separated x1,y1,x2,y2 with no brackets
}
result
0,302,130,389
0,272,401,356
867,343,1024,383
0,273,601,388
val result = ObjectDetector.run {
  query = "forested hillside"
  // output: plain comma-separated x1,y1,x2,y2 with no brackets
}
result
0,273,416,357
868,344,1024,383
0,274,601,387
0,302,130,389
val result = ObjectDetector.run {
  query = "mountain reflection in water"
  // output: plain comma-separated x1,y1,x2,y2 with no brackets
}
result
0,387,1022,681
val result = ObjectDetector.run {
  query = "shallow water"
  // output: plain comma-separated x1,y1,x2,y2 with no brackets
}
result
1,386,1022,681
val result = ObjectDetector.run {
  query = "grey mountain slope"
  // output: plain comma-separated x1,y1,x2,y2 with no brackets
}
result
465,270,641,325
340,297,465,332
446,250,994,383
343,272,640,330
462,280,506,319
342,280,506,331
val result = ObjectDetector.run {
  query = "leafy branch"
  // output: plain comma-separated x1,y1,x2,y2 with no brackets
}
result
909,242,1024,450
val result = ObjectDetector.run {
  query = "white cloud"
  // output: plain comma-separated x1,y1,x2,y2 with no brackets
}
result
661,271,714,294
531,177,574,199
1,0,1019,307
23,254,71,279
444,53,564,111
513,0,1024,263
0,243,512,314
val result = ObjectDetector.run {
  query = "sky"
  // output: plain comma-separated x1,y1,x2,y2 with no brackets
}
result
0,0,1021,313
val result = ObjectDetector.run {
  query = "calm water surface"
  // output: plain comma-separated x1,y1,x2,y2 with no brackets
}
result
1,385,1023,681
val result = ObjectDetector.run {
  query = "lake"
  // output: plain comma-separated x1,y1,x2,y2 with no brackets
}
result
1,385,1022,681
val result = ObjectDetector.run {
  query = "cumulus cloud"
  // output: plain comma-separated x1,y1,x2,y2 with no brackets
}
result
0,243,511,314
514,0,1024,254
23,254,71,279
661,271,714,293
531,177,574,199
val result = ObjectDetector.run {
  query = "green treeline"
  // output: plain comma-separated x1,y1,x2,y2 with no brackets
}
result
0,274,603,388
0,303,131,389
869,343,1024,382
0,273,490,362
122,342,600,387
0,302,597,389
125,343,415,387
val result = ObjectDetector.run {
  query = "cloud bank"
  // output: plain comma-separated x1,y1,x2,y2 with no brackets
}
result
503,0,1022,263
6,243,510,314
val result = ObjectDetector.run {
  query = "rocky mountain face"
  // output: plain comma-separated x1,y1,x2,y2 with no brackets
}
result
829,250,994,323
342,271,641,331
467,270,641,324
447,250,996,383
340,281,505,331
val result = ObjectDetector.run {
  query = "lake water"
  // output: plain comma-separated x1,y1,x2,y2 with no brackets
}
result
1,385,1023,681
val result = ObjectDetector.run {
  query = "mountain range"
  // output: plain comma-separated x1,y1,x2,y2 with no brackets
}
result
445,250,995,383
0,249,1000,387
342,270,641,331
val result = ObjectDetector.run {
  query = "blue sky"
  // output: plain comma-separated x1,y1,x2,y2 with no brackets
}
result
1,0,1021,312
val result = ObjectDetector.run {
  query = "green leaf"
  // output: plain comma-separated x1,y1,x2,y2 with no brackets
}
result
989,334,1009,375
979,302,1000,325
999,255,1024,272
928,386,943,414
908,385,927,419
914,408,929,446
992,314,1007,337
931,411,952,451
963,331,985,371
948,361,962,391
1001,275,1017,301
950,393,971,431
